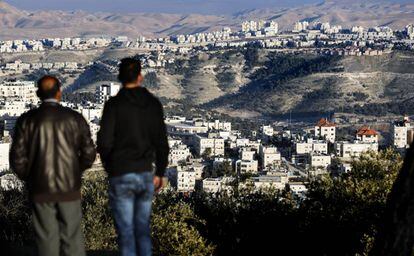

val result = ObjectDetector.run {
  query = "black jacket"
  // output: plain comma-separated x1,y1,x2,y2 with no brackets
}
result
9,102,96,202
97,87,169,177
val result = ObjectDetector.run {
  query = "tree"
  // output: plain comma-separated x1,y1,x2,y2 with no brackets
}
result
302,149,402,255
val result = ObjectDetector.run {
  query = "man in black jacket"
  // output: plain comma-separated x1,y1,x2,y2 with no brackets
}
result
97,58,169,256
9,75,96,256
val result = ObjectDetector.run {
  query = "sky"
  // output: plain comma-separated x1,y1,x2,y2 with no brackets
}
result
3,0,326,14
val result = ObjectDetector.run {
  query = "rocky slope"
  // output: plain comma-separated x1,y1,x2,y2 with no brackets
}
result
0,0,413,40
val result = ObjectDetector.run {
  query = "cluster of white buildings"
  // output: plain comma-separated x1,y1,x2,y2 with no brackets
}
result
241,20,279,37
0,37,111,53
290,118,380,175
3,60,85,72
0,39,44,53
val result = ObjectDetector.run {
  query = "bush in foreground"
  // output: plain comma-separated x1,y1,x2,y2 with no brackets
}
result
0,149,404,255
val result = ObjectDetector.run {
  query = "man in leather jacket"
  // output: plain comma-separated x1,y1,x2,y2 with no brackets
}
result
9,75,96,256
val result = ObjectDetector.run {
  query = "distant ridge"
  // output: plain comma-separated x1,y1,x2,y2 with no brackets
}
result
0,0,413,40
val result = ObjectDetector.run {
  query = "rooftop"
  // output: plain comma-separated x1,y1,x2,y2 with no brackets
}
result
316,118,336,127
356,126,378,136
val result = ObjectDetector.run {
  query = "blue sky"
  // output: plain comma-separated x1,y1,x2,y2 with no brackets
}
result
4,0,327,14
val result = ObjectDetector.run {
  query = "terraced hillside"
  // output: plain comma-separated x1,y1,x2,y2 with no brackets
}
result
2,47,414,119
147,50,414,118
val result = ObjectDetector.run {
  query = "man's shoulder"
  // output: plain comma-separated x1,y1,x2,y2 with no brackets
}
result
144,89,162,108
57,105,86,121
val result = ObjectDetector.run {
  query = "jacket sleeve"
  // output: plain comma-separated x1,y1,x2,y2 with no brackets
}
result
9,115,29,181
97,101,116,166
78,115,96,172
151,100,170,177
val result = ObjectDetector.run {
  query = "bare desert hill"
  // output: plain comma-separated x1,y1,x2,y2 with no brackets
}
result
0,0,413,40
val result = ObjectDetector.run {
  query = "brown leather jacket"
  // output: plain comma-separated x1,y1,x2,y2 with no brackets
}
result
9,101,96,202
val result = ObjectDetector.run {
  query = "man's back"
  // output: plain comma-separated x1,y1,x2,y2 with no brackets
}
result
97,87,169,177
10,101,96,202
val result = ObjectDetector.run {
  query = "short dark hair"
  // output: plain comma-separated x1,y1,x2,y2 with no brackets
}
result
36,75,61,100
118,58,142,85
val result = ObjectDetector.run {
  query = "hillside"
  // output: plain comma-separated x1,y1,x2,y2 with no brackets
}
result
0,0,413,40
147,50,414,119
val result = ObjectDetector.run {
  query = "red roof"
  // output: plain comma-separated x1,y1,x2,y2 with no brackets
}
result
316,118,336,127
356,126,378,136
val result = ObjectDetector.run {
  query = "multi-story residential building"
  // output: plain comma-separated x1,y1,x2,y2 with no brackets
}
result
251,173,288,191
259,145,281,169
176,166,196,193
261,125,274,137
356,126,379,143
0,81,37,103
76,106,103,122
204,120,231,131
406,24,414,39
169,143,191,166
240,148,255,161
2,117,18,136
335,141,379,158
392,117,413,149
0,142,10,171
314,118,336,142
95,83,121,104
193,134,225,157
166,122,209,135
0,101,29,117
295,138,328,155
293,21,309,32
310,154,332,169
288,182,308,197
202,177,235,194
235,159,258,174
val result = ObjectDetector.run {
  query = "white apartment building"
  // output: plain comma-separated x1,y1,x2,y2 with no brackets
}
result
0,101,29,117
335,141,379,158
261,125,274,137
167,122,208,135
356,126,379,143
202,177,235,194
2,117,18,136
95,83,121,104
76,107,103,122
235,159,258,174
392,118,412,149
289,182,308,197
406,24,414,39
293,21,309,32
0,81,37,103
314,118,336,142
240,148,255,161
295,139,328,155
251,173,288,191
176,166,196,193
193,135,224,157
169,143,191,166
0,142,10,171
259,145,281,169
310,154,332,169
204,120,231,131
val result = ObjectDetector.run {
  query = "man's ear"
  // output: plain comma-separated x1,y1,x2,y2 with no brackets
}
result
137,73,144,85
56,89,62,101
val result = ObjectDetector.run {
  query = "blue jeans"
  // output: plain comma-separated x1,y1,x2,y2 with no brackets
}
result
109,172,154,256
